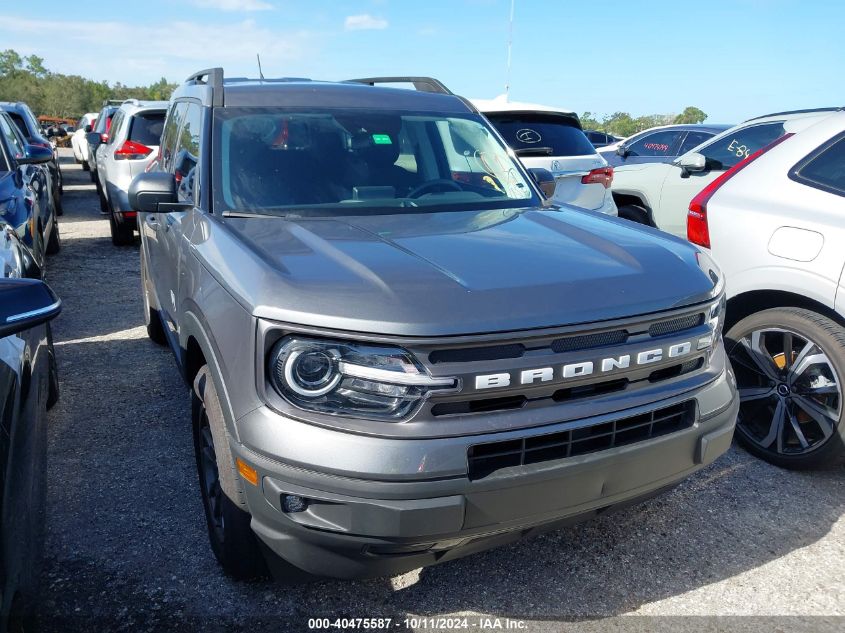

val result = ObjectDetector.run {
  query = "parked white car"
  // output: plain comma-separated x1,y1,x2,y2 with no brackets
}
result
473,97,617,215
90,100,167,245
70,112,98,170
611,108,841,235
688,109,845,469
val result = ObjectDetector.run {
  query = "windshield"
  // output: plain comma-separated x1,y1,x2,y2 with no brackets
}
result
212,107,538,215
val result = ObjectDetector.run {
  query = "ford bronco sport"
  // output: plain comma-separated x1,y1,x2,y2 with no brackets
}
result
129,69,738,581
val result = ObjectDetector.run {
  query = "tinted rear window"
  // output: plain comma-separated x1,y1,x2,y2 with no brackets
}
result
129,111,165,146
485,113,596,157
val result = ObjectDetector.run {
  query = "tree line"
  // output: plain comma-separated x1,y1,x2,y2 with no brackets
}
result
0,49,177,120
580,106,708,137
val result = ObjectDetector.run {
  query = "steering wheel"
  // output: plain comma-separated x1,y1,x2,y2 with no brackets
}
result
407,179,463,199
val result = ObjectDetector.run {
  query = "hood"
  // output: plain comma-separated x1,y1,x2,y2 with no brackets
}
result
206,207,719,336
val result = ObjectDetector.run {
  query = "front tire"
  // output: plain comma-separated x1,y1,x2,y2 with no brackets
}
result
46,220,61,255
726,307,845,469
192,367,268,580
109,197,135,246
81,159,90,172
141,248,167,345
96,178,107,213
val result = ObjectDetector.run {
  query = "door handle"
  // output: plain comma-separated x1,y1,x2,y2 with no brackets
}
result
145,215,161,230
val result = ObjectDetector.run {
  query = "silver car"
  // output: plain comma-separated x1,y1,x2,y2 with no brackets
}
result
92,100,167,245
688,108,845,469
127,69,736,582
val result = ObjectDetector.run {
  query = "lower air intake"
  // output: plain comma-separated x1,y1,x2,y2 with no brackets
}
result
467,401,695,480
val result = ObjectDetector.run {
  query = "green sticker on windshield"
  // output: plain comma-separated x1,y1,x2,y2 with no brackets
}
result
372,134,392,145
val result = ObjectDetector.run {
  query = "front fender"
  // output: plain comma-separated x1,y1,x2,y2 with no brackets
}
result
179,306,243,443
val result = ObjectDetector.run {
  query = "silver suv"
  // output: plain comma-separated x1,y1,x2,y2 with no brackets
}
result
128,69,737,582
89,100,167,245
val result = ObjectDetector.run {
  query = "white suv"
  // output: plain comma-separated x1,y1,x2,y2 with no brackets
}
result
93,100,167,245
611,108,841,235
474,97,617,215
688,109,845,469
70,111,98,170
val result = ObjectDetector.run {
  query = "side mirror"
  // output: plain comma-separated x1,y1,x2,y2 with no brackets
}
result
0,278,61,338
677,152,707,174
129,172,178,212
86,131,102,149
616,144,629,157
18,144,54,165
84,124,92,133
527,167,556,199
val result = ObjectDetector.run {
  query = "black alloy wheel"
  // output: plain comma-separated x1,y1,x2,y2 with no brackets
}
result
726,308,845,468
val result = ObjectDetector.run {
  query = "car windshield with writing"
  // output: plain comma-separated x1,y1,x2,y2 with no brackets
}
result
213,108,538,216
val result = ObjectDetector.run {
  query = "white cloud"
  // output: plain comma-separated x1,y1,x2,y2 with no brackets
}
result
190,0,274,10
0,15,317,85
344,14,388,31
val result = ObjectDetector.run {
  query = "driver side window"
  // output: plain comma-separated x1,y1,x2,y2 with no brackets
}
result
0,114,26,160
159,102,187,174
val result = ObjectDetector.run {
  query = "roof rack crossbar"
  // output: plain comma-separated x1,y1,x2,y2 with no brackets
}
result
346,76,453,95
185,68,224,106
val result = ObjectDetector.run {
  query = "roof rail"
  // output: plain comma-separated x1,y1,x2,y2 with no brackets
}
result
744,106,844,122
347,76,453,95
185,68,224,106
102,99,124,106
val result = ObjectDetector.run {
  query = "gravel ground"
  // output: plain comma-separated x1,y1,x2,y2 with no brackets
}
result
35,149,844,632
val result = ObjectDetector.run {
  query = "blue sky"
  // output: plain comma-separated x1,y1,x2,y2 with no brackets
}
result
2,0,842,123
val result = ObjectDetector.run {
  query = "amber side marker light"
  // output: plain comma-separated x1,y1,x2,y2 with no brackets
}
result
236,458,259,486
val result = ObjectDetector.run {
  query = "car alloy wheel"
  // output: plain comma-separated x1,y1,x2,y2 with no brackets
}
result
729,327,841,457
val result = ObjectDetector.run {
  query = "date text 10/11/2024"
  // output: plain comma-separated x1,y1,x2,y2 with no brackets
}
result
307,617,529,630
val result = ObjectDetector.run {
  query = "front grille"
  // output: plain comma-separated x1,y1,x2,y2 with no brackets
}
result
467,401,695,480
429,344,525,364
551,330,628,353
648,313,704,338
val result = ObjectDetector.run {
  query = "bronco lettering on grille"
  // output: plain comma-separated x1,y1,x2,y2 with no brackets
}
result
474,339,703,390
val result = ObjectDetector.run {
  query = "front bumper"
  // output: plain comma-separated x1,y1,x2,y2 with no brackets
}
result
231,365,737,579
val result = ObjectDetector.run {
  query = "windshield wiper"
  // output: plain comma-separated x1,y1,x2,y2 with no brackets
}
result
222,209,291,219
515,146,554,156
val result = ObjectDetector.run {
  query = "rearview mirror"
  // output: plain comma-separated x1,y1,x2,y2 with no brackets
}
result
129,172,178,212
527,168,556,199
18,144,54,165
678,152,706,173
0,278,61,338
616,144,629,157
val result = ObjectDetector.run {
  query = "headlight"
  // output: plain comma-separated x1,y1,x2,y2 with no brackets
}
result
268,336,457,420
698,293,727,351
